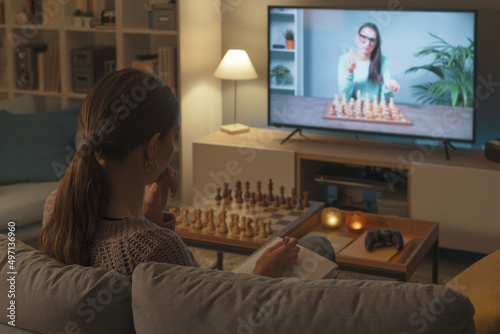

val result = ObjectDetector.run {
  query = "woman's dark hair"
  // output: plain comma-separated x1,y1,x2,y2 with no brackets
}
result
40,68,179,265
359,22,382,85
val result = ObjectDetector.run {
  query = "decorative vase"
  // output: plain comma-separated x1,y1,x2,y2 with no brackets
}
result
72,16,83,27
286,40,294,49
276,76,285,86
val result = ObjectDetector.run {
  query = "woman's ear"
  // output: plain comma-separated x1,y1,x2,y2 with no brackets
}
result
145,132,161,160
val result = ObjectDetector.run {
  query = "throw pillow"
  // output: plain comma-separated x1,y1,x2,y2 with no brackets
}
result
0,104,81,186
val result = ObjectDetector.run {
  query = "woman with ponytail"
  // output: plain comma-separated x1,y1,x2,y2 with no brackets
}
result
338,22,401,102
40,68,312,279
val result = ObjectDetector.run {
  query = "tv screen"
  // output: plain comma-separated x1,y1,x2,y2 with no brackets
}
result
268,7,477,143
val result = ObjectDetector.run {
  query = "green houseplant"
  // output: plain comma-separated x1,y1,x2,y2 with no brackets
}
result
283,30,294,49
405,33,474,107
270,64,290,85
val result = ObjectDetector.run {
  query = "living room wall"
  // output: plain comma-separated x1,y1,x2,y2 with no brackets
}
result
219,0,500,149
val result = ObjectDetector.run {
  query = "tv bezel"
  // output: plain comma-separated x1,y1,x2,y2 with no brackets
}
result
267,5,478,144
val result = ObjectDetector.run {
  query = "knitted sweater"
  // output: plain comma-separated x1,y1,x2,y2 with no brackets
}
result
43,191,199,278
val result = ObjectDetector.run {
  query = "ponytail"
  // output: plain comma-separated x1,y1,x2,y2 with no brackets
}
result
40,144,109,265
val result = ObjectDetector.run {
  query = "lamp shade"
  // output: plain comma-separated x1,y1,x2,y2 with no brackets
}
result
213,49,258,80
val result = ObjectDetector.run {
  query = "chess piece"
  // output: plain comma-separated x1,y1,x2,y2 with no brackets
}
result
179,207,190,228
256,181,262,201
225,189,233,204
334,93,340,106
218,206,227,227
235,189,244,204
273,196,280,208
206,209,216,232
302,191,310,208
267,179,274,202
215,188,222,201
284,197,292,210
193,208,203,230
395,108,402,121
222,182,229,199
279,186,286,204
265,220,272,234
342,93,347,106
244,181,251,200
251,192,256,205
244,217,254,237
258,221,268,238
231,214,241,235
372,95,379,110
235,180,242,192
254,218,260,232
297,198,304,211
389,97,395,110
291,188,296,205
219,220,228,233
259,194,268,207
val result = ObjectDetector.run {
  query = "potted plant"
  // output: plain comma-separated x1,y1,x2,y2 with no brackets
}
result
270,64,290,85
83,10,94,28
405,33,474,107
72,9,83,27
283,30,294,49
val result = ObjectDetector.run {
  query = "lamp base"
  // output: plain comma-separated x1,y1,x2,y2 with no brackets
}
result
220,123,250,135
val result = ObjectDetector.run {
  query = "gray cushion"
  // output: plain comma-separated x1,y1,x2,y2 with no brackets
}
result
132,262,475,334
0,235,134,334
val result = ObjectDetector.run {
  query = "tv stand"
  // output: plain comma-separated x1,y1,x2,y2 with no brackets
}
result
193,128,500,253
442,140,456,160
281,128,303,144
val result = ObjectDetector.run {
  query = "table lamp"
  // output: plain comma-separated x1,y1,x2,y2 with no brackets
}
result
213,49,258,134
321,207,342,229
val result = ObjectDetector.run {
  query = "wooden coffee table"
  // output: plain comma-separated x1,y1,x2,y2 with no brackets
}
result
289,211,439,283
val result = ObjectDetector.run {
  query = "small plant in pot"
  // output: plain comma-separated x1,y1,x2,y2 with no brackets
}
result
83,10,94,28
270,64,290,85
283,30,294,49
72,9,83,27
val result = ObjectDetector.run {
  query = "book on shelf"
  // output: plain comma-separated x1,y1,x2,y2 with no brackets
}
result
338,231,415,263
232,237,338,279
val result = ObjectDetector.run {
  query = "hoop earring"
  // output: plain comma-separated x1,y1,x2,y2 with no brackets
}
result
145,159,159,173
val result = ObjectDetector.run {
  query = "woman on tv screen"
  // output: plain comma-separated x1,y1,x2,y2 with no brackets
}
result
338,22,401,102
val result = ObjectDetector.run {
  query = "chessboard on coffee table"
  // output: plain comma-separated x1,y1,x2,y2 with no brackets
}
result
289,211,439,283
175,199,324,269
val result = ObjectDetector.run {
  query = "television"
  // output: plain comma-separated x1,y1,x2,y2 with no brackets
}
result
268,6,477,144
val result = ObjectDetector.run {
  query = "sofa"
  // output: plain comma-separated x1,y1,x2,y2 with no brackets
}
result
0,96,81,242
2,235,499,334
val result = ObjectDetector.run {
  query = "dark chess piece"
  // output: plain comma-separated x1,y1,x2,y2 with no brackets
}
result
215,188,222,201
267,178,274,202
244,181,251,200
259,194,268,207
250,192,256,205
223,182,229,199
256,181,262,201
279,186,286,204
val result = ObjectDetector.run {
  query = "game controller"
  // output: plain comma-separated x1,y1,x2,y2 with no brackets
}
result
365,230,404,252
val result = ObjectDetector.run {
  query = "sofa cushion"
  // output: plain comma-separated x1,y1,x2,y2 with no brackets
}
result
132,262,476,334
446,249,500,334
0,235,134,334
0,104,81,186
0,181,59,230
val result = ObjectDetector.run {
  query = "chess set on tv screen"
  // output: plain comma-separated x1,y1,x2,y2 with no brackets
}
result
268,6,477,143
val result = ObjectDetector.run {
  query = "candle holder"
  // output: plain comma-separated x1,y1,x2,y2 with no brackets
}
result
345,211,366,233
321,207,342,229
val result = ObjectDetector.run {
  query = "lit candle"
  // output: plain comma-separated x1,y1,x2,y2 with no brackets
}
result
322,207,342,229
346,211,366,233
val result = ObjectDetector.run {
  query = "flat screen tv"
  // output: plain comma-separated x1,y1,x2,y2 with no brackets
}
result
268,6,477,144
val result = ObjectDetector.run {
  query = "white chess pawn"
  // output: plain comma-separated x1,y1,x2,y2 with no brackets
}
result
334,93,340,106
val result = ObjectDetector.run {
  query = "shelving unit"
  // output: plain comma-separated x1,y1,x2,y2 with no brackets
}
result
0,0,224,208
268,7,303,95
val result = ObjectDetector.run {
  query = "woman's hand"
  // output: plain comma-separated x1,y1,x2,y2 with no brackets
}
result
143,166,178,223
386,79,401,93
251,237,300,278
347,49,357,73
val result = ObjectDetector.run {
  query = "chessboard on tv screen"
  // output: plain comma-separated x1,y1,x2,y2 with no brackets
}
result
268,7,476,143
